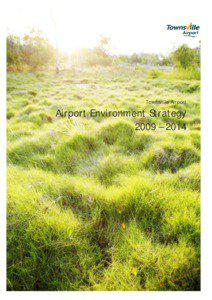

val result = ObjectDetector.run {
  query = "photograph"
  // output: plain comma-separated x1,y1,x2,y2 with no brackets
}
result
4,0,202,293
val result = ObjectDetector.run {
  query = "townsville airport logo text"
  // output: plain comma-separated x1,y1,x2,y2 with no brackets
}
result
166,22,200,37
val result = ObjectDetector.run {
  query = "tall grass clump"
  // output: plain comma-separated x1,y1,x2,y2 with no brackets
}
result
142,142,200,173
55,133,101,173
98,120,134,145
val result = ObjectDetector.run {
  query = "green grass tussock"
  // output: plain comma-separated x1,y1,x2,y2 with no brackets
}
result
98,119,134,145
55,133,101,174
7,66,200,291
142,142,200,173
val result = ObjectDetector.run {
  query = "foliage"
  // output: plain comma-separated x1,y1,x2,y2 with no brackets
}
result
147,68,162,79
71,47,112,67
7,30,55,71
171,44,200,69
7,31,199,73
71,36,112,67
118,52,164,66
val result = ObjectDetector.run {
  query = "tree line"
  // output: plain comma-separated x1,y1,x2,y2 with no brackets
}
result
7,30,200,72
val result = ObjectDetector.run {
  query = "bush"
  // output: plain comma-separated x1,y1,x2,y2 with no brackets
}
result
171,44,200,69
71,47,112,67
7,30,55,71
147,68,162,79
173,67,200,80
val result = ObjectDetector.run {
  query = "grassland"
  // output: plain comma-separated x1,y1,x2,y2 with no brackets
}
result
7,66,200,291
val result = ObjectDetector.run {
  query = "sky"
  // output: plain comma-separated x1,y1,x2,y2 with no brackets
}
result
6,0,201,56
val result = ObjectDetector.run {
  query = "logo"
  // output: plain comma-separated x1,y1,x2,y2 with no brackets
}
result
166,22,200,37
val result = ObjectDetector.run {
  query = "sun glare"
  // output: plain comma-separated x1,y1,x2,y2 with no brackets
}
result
7,0,200,55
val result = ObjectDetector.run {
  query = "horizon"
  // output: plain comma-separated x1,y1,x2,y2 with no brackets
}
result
6,29,200,58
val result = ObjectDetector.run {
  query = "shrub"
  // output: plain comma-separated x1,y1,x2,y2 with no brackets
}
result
171,44,200,69
7,31,55,71
147,68,162,79
173,67,200,80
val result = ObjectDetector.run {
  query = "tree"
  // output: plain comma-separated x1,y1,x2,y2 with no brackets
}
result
130,53,140,64
7,30,55,71
7,35,23,68
171,44,199,69
70,36,112,67
97,35,110,54
22,30,55,70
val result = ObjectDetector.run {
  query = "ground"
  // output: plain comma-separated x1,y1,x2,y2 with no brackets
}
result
7,66,200,291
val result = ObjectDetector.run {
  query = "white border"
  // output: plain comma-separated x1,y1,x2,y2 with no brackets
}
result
1,1,212,299
0,6,7,294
